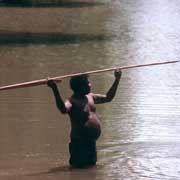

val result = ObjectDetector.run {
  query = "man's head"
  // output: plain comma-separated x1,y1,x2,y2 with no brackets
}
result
70,74,91,95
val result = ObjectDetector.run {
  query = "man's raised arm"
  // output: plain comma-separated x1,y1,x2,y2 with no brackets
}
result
47,80,71,114
92,69,122,104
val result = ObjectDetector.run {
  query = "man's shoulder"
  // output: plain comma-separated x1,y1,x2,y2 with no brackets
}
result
88,93,94,97
87,93,96,99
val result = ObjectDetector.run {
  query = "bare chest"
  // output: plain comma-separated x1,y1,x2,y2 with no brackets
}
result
70,94,96,113
84,95,96,112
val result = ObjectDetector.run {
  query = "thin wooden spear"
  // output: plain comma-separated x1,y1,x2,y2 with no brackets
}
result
0,60,179,91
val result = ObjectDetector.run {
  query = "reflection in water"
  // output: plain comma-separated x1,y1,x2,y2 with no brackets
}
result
0,0,104,8
0,31,113,45
0,0,180,180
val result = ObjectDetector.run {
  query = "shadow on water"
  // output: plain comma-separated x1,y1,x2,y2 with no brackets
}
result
27,166,71,176
0,0,105,8
27,165,99,176
0,31,114,46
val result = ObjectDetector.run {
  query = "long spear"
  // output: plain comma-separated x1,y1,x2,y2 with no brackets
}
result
0,60,179,91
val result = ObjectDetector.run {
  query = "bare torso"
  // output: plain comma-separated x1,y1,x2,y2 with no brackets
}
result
67,94,101,141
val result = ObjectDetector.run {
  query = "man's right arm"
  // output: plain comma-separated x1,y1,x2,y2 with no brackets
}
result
47,80,71,114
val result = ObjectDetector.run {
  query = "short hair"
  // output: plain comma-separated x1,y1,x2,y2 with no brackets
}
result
70,74,89,92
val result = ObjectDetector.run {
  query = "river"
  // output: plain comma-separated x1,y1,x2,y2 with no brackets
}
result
0,0,180,179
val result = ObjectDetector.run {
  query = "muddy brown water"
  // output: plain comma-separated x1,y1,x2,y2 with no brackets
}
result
0,0,180,179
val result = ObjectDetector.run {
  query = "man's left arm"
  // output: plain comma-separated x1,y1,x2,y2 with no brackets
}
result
92,69,122,104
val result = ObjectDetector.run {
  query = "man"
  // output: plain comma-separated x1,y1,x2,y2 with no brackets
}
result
47,69,122,168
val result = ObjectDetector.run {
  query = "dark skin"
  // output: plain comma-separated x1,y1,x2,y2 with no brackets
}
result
47,69,122,141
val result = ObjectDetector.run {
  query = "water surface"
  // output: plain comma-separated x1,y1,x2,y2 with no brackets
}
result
0,0,180,179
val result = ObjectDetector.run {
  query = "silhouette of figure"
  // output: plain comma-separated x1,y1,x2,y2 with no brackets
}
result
47,69,122,168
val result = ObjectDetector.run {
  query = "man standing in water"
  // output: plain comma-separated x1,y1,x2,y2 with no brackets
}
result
47,69,122,168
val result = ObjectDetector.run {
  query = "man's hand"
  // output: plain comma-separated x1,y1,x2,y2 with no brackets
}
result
114,69,122,80
47,79,57,89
